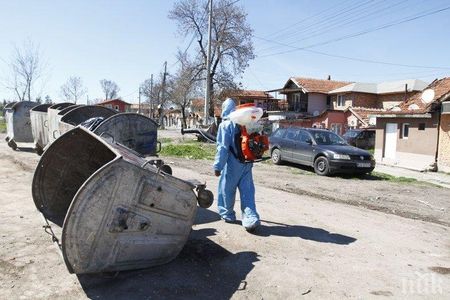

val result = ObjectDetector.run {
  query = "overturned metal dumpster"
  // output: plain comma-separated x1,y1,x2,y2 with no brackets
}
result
47,103,77,144
58,105,116,136
32,127,213,274
30,104,52,154
4,101,38,150
93,113,159,156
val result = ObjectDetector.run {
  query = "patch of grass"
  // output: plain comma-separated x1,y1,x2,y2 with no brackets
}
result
370,172,417,183
0,117,6,134
160,143,216,160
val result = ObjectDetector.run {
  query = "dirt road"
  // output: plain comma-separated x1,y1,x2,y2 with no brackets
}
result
0,134,449,299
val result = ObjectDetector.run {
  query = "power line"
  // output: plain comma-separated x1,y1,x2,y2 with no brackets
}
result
259,0,411,54
254,35,450,70
257,5,450,60
264,0,354,40
268,0,377,43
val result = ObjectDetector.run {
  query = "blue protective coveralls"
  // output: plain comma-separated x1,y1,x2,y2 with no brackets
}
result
213,99,260,230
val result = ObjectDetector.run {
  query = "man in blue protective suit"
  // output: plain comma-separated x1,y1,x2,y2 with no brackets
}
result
213,98,260,232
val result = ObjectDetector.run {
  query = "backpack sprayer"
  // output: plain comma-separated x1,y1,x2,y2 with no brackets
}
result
180,103,270,163
229,103,269,163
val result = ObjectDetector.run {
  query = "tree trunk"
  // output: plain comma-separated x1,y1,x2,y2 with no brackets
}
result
181,106,187,129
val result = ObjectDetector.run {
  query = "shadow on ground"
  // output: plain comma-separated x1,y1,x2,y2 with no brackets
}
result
255,220,357,245
194,207,221,225
77,228,258,300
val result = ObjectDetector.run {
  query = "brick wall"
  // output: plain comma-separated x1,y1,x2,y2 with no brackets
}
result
438,113,450,172
332,92,420,110
378,92,418,109
332,92,378,109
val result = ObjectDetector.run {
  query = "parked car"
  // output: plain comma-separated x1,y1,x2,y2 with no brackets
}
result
342,129,375,150
269,127,375,176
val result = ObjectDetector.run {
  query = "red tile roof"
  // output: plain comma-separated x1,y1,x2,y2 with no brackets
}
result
397,77,450,113
347,107,385,125
227,90,273,98
98,98,132,105
291,77,351,94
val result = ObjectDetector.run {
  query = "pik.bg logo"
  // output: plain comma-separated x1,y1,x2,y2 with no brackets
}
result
402,272,443,295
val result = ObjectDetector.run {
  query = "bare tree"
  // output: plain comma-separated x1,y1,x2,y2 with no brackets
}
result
44,95,52,104
141,67,173,127
100,79,120,99
3,40,46,102
171,53,201,128
169,0,255,116
60,76,87,104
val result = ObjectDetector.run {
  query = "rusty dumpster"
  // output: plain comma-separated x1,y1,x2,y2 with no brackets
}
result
30,104,52,154
32,126,213,274
93,113,159,156
5,101,38,150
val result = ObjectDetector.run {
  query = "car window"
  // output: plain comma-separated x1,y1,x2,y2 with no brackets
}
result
343,130,359,138
298,131,311,143
285,128,299,140
272,128,286,138
311,131,347,145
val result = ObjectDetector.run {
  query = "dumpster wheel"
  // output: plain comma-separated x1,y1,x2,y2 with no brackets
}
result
35,144,44,156
8,140,17,150
197,189,214,208
160,164,173,175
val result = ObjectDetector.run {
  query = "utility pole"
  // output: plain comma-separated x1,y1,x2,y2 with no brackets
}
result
204,0,213,125
160,61,167,128
150,74,153,118
138,86,141,114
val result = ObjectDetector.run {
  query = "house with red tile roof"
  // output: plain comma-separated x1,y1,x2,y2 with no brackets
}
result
220,89,280,112
268,77,350,117
97,99,131,112
267,76,429,136
372,77,450,171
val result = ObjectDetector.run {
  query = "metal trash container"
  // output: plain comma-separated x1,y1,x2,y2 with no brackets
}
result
4,101,38,150
93,113,159,156
32,127,213,274
30,104,52,155
58,105,116,136
47,103,77,144
4,102,17,143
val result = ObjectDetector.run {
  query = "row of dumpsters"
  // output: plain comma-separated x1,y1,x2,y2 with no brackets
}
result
3,101,214,274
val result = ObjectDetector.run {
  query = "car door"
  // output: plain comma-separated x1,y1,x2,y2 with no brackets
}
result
281,128,299,162
292,130,314,165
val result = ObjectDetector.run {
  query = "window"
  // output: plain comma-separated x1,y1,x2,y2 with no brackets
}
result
418,123,425,131
298,131,311,143
286,128,299,140
402,123,409,139
114,105,119,111
331,123,342,135
337,95,345,107
273,128,286,138
326,95,331,107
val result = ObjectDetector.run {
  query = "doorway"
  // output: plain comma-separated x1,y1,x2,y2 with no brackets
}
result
384,123,398,160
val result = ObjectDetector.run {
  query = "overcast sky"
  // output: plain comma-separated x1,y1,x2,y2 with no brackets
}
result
1,0,449,103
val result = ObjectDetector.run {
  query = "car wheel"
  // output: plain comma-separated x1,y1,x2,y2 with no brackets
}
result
271,148,282,165
314,156,330,176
